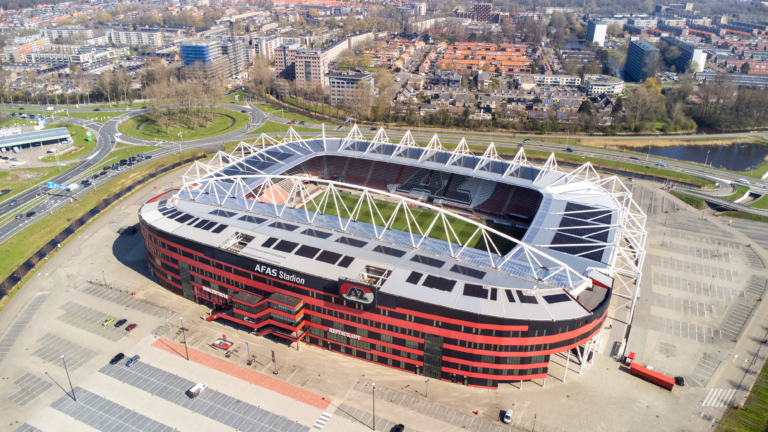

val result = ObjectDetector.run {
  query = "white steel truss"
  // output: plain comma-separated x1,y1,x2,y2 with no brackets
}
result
390,130,419,158
446,138,472,166
474,143,503,172
339,124,365,151
502,147,531,177
418,134,444,163
532,152,561,184
365,127,392,155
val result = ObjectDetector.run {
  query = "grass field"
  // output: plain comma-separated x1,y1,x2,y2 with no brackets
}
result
255,104,319,124
304,190,526,254
722,184,750,201
717,211,768,224
0,149,206,286
750,194,768,210
225,92,247,105
0,166,71,205
40,124,95,162
717,357,768,431
670,191,706,210
118,109,249,141
249,121,319,135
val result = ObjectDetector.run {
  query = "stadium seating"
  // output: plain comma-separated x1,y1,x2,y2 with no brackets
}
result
471,180,498,207
505,187,542,218
304,156,325,177
474,183,514,214
344,159,374,185
441,174,471,204
325,156,347,178
396,168,431,193
255,184,290,204
366,162,388,191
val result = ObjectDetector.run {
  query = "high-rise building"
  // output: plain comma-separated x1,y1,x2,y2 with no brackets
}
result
105,29,163,47
412,2,427,16
180,40,228,81
328,70,377,105
472,3,493,22
586,20,608,47
624,40,660,82
660,36,707,72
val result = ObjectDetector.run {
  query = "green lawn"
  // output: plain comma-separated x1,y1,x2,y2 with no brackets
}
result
248,121,319,135
717,211,768,224
717,347,768,431
40,124,96,162
225,92,248,105
0,166,73,205
750,194,768,210
670,191,706,210
722,184,750,202
304,191,526,254
118,109,249,141
255,104,320,124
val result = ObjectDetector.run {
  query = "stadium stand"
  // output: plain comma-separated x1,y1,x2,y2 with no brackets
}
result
344,159,374,185
506,187,541,218
326,155,348,178
475,183,515,214
471,180,497,207
305,155,324,177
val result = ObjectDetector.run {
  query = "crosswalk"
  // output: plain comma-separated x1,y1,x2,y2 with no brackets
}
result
702,388,736,408
313,412,332,429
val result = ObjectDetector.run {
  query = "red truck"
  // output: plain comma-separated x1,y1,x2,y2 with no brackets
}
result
629,362,675,391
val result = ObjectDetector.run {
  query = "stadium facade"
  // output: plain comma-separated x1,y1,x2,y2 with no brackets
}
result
139,126,646,388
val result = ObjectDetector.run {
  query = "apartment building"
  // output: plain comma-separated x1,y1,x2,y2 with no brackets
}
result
586,20,608,47
4,37,50,62
105,29,163,48
473,3,493,22
625,40,660,82
275,33,374,87
180,40,230,81
660,36,707,72
328,70,377,105
40,27,93,40
583,74,625,95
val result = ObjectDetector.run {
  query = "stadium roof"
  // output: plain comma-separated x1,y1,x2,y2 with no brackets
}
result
0,127,71,149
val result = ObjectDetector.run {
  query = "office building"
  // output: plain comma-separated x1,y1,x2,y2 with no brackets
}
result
275,33,374,87
624,40,660,82
583,75,625,96
660,37,707,72
252,35,283,61
586,20,608,47
180,40,229,81
413,2,427,16
473,3,493,22
328,70,377,105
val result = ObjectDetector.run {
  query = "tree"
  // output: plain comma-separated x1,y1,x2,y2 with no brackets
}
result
249,57,274,98
741,62,751,74
578,100,593,115
96,73,112,104
607,23,622,37
644,77,663,95
94,12,112,24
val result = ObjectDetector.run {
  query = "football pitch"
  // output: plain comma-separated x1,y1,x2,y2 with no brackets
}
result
305,191,526,254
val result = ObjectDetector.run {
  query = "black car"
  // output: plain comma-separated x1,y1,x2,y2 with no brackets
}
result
127,162,134,166
112,162,119,169
144,154,152,159
120,159,128,166
81,179,90,185
26,211,35,217
104,166,112,171
93,108,101,111
109,353,125,365
18,107,23,110
241,110,247,113
10,113,15,117
99,171,107,176
92,174,100,179
114,319,128,328
675,376,686,386
566,147,574,152
393,425,405,432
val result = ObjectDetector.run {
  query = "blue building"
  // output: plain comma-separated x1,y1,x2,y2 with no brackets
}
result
624,40,660,82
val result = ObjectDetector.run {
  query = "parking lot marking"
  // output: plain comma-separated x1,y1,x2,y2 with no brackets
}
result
688,357,721,387
0,292,50,367
313,412,331,429
31,333,98,372
720,303,754,340
78,285,174,319
661,241,732,263
8,373,53,407
646,315,720,344
50,387,175,432
650,255,738,282
11,423,43,432
99,361,310,432
702,389,736,408
55,302,127,342
653,273,743,301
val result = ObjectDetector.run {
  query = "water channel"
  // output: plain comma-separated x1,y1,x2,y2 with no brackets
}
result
616,142,768,172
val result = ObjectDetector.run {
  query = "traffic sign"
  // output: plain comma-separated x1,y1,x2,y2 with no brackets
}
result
46,182,67,190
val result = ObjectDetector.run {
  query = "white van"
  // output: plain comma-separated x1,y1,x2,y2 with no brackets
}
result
66,183,79,192
738,179,750,185
187,382,208,398
46,106,54,111
502,409,513,424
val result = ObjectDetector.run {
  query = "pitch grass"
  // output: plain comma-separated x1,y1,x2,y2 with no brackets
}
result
722,184,750,202
40,124,95,162
669,191,706,210
750,194,768,210
304,190,526,255
0,149,206,285
248,121,319,135
118,109,249,141
717,358,768,432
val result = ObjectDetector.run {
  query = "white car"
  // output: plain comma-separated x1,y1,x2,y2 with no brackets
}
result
187,382,208,398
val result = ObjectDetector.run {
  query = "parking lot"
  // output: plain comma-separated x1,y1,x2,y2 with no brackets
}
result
0,174,767,432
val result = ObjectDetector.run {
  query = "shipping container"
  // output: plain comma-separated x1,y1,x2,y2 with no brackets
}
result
629,362,675,391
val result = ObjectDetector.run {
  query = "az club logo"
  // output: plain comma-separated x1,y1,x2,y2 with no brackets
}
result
340,283,375,304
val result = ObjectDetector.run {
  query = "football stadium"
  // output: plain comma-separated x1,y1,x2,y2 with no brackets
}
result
138,126,647,388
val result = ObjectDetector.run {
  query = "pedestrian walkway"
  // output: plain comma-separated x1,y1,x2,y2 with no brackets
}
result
151,338,330,411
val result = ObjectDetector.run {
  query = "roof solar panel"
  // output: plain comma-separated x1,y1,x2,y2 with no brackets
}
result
273,240,299,253
373,245,406,258
261,237,278,248
463,284,489,299
422,275,456,292
517,292,538,304
410,255,446,268
176,214,193,224
450,265,486,280
490,288,498,301
316,250,342,265
211,224,228,234
295,245,320,259
544,294,571,304
166,210,182,219
270,221,299,231
238,215,267,224
405,271,423,284
337,256,355,268
302,229,333,239
194,219,209,228
209,209,237,218
504,290,516,302
201,221,218,231
187,217,199,226
336,237,368,248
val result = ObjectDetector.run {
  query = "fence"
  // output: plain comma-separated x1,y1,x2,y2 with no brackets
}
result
0,154,206,299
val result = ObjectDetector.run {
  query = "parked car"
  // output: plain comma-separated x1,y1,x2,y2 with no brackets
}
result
109,353,125,365
126,355,140,367
120,159,128,166
25,211,35,217
114,319,127,328
502,409,513,424
102,317,114,326
126,323,137,331
187,383,208,398
675,376,686,386
393,424,405,432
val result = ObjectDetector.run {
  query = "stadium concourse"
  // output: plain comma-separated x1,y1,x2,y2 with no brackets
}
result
138,125,646,388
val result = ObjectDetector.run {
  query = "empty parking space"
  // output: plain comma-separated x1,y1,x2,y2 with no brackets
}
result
9,373,53,407
653,273,743,301
720,303,753,341
657,341,677,358
688,356,720,388
335,403,412,432
0,292,50,366
12,423,43,432
651,293,709,317
744,247,766,269
730,219,768,249
661,241,731,263
664,219,735,238
78,285,174,319
56,302,128,342
31,334,98,372
98,361,309,432
666,231,741,249
50,387,175,432
650,255,738,282
646,315,720,344
746,276,767,298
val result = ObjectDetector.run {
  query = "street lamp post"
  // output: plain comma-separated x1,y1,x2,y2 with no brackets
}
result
425,379,429,397
704,149,711,167
61,355,76,402
372,382,376,430
102,270,106,286
646,142,651,162
180,317,189,360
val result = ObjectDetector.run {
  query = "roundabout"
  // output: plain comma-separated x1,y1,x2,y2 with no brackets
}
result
118,108,251,142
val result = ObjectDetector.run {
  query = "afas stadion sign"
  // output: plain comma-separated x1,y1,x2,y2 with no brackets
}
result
338,277,377,308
